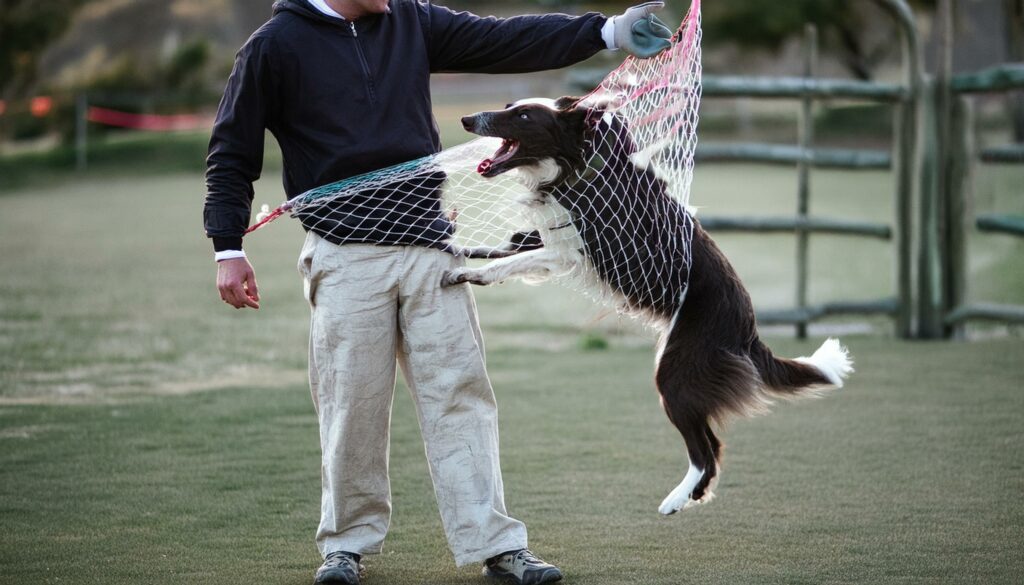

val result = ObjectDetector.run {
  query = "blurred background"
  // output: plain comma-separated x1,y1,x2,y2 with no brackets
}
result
2,0,1022,359
1,3,1022,583
2,1,1021,165
1,0,1023,421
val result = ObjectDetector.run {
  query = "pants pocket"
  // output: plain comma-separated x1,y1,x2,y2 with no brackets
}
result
298,232,322,306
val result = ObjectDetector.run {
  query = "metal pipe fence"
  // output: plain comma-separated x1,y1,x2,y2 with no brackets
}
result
941,35,1024,330
630,0,922,338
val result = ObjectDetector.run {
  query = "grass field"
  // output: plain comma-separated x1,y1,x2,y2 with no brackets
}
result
1,160,1023,584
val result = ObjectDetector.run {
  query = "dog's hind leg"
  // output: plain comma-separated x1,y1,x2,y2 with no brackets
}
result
657,456,704,515
657,410,716,515
691,424,722,502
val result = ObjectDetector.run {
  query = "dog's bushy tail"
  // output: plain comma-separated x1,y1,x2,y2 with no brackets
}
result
751,338,853,395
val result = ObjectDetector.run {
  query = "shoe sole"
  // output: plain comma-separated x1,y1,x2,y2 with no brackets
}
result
313,575,359,585
314,563,364,585
482,565,563,585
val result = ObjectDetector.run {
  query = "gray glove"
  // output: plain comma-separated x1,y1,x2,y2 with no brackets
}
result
610,2,673,59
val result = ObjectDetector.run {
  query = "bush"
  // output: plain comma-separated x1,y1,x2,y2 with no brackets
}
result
578,332,610,351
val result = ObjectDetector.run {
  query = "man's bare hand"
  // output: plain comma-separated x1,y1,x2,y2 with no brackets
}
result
217,257,260,309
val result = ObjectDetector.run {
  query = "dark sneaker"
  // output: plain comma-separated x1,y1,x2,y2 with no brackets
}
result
483,549,563,585
314,550,363,585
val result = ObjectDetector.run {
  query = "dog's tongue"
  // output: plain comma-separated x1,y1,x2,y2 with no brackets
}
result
477,140,517,175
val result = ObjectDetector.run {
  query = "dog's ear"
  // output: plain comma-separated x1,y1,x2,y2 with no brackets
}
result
554,96,582,111
554,96,604,129
560,105,603,130
556,104,588,126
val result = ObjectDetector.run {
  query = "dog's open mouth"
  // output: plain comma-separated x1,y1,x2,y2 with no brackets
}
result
477,139,519,176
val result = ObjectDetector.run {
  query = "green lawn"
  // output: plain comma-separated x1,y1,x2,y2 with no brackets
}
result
1,165,1023,584
2,339,1022,584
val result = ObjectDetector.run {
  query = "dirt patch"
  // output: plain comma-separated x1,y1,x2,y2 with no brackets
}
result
0,365,307,405
0,425,52,439
151,366,307,397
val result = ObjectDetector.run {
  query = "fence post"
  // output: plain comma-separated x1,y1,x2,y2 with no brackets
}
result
917,77,946,338
935,0,955,338
875,0,922,339
795,24,817,339
75,93,88,171
944,95,972,338
914,0,956,338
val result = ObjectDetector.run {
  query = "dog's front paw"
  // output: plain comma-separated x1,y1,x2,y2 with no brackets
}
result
441,269,489,287
441,270,466,287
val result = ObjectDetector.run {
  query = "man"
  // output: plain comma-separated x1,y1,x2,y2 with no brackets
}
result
204,1,670,584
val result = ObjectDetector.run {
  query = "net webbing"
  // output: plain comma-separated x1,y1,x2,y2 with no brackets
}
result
248,1,702,320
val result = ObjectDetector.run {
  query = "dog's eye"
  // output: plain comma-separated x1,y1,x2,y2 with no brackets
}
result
519,113,529,120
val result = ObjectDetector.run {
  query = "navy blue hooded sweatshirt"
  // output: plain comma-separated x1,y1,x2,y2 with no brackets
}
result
204,0,608,251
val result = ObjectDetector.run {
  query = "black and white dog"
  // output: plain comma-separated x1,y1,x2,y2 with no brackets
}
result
442,97,853,514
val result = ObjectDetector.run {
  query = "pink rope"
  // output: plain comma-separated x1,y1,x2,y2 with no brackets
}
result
244,203,289,235
87,106,214,131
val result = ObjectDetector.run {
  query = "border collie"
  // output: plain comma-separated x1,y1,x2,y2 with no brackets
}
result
441,97,853,514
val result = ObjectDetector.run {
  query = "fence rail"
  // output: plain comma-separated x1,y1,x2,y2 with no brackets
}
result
975,213,1024,236
757,298,900,326
701,76,908,101
697,215,892,239
695,144,892,169
978,145,1024,164
945,303,1024,325
951,64,1024,93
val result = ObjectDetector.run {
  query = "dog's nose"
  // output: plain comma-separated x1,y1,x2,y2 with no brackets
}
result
461,116,476,131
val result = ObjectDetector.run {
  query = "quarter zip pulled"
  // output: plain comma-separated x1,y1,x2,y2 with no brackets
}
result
350,21,377,104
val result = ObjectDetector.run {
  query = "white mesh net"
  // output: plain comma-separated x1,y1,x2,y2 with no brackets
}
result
249,1,702,321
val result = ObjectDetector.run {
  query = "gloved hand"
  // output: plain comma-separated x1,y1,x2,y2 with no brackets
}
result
610,2,673,58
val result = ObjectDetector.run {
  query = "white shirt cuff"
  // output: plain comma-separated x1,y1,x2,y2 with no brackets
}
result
601,17,618,50
215,250,247,262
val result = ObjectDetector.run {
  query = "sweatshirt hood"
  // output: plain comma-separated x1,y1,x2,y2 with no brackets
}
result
273,0,391,24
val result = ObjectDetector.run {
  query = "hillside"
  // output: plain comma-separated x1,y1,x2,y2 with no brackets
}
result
36,0,613,91
38,0,276,88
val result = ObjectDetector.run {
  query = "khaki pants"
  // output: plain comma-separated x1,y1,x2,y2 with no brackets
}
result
298,232,528,567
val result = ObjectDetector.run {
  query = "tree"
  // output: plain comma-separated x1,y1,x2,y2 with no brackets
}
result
701,0,935,80
0,0,93,98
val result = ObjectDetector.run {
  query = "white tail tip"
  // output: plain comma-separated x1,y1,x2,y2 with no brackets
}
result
795,337,854,388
